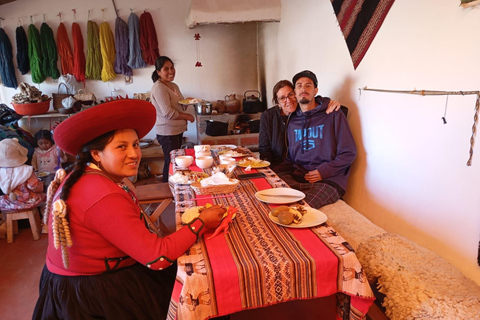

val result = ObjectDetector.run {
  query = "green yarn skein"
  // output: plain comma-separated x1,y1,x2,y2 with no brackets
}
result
40,22,60,79
28,24,45,84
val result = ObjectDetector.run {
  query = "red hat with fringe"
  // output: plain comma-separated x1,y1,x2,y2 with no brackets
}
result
54,99,156,155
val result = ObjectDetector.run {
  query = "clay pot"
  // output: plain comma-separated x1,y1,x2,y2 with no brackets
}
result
224,94,241,114
216,100,226,114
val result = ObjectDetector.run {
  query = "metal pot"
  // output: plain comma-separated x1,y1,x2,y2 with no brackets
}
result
247,119,260,133
205,120,228,136
195,102,212,115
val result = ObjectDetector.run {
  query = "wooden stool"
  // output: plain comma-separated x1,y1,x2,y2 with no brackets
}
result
4,207,41,244
135,183,173,227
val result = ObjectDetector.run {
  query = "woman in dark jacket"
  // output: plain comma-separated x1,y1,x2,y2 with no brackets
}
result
259,80,340,171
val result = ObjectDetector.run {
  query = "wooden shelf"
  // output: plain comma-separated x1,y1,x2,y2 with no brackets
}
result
25,112,70,119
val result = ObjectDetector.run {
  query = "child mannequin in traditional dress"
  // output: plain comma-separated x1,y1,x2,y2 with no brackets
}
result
32,130,67,174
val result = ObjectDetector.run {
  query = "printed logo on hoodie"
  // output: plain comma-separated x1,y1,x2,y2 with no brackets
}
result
294,124,324,151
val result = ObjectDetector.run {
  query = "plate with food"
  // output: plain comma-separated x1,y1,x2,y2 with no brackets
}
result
221,151,249,158
211,145,237,152
268,205,327,228
255,188,305,204
139,142,150,149
179,98,202,106
35,172,50,178
169,170,209,185
237,157,270,168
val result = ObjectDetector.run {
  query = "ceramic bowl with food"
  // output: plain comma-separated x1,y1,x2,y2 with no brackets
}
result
175,155,194,167
195,156,214,169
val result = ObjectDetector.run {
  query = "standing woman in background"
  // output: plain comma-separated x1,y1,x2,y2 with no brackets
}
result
151,56,194,182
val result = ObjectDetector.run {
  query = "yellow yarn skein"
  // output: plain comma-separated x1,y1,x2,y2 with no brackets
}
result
99,22,117,82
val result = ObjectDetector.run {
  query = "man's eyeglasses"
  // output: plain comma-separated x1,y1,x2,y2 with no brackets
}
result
278,92,296,103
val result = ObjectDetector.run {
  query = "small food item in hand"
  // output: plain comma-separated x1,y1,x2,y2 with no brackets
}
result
181,203,226,224
277,210,294,225
270,205,290,217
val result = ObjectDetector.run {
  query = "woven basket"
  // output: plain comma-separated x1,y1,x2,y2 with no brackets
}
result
190,180,239,195
52,83,73,110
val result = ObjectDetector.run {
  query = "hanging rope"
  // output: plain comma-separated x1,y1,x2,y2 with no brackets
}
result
28,23,45,84
139,11,159,65
114,17,132,76
57,22,74,75
99,21,117,82
0,28,18,88
86,20,102,80
40,22,60,79
15,25,29,75
361,87,480,166
72,22,86,84
467,94,480,166
127,11,146,69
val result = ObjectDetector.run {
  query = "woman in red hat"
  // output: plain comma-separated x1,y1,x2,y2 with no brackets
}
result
151,56,194,182
33,99,225,320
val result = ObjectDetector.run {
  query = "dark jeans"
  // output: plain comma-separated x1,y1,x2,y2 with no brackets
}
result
156,133,183,182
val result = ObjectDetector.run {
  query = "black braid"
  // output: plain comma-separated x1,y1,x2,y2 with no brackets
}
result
59,151,90,201
59,130,116,201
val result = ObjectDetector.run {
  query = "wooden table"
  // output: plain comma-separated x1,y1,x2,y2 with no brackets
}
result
166,149,374,320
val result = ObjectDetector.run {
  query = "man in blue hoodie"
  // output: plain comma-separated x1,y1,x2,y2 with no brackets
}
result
277,70,357,209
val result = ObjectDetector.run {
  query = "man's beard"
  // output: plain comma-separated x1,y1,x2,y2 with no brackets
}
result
299,98,310,104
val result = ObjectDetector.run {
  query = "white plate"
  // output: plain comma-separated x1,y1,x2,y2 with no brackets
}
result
139,142,150,149
269,207,327,228
238,160,270,168
255,188,305,204
179,99,201,106
35,172,50,178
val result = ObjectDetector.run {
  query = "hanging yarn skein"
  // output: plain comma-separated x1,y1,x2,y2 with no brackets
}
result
86,20,102,80
72,22,86,83
15,25,29,75
99,21,117,82
40,22,60,79
114,17,132,76
28,23,45,84
127,12,146,69
139,11,159,65
0,28,18,89
57,22,74,75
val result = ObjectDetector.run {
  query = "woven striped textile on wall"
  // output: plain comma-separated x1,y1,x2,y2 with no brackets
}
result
331,0,395,69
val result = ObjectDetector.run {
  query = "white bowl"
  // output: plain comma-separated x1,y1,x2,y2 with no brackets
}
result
195,151,211,157
175,155,194,167
194,144,210,153
195,156,214,169
220,158,236,165
219,154,233,161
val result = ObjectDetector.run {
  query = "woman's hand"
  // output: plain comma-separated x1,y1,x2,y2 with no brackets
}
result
185,113,195,123
198,205,227,229
326,99,341,114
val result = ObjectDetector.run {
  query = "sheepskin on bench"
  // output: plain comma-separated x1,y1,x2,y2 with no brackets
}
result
321,200,480,320
357,233,480,320
320,200,386,250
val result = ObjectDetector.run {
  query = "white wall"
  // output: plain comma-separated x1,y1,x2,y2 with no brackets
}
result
0,0,258,143
259,0,480,285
